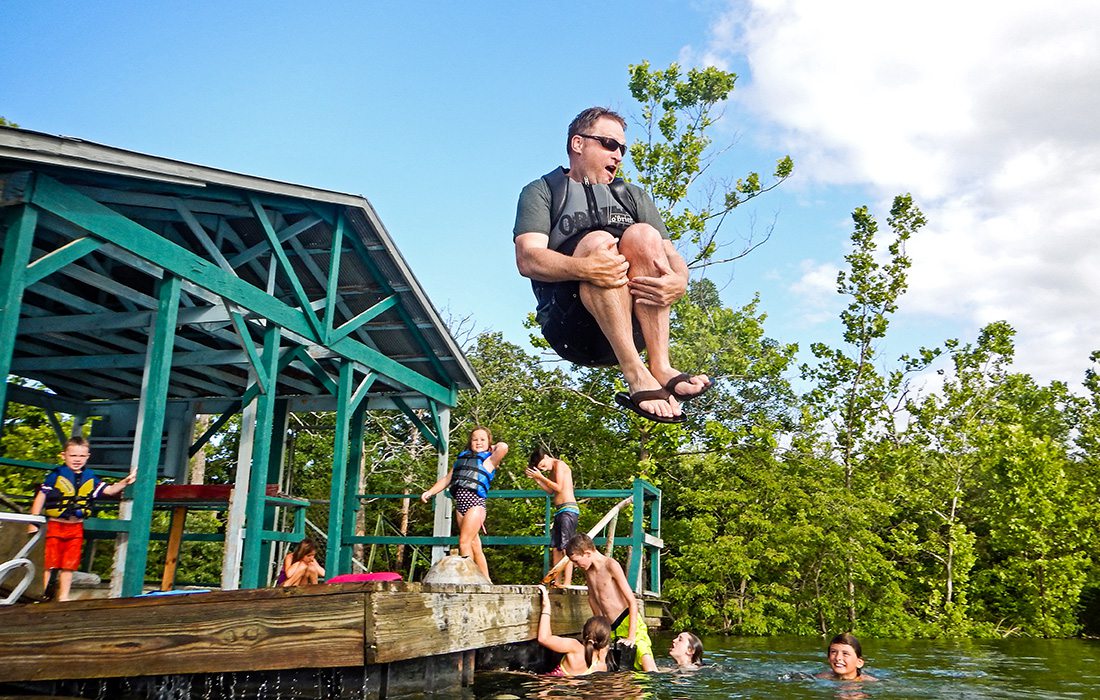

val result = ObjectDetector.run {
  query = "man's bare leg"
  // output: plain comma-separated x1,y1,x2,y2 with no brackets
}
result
573,232,679,420
619,225,709,398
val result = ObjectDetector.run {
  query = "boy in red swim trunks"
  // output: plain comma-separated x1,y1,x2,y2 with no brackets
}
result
27,436,134,601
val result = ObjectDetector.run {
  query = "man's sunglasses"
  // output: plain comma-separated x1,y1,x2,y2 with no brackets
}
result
578,133,627,156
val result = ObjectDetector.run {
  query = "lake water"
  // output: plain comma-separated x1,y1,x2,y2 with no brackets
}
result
472,633,1100,699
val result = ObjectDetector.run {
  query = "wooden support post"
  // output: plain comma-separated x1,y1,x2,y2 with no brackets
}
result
160,506,188,591
649,487,662,597
241,325,281,589
626,479,645,594
0,205,38,416
325,361,354,577
261,399,290,580
430,407,451,564
340,401,367,573
117,274,181,598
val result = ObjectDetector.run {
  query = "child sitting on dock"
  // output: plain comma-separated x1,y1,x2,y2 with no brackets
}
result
565,533,657,671
537,585,610,676
277,538,325,587
525,447,579,587
421,426,508,583
26,436,135,601
816,632,878,682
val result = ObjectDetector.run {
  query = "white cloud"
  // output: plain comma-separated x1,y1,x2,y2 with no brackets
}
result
704,0,1100,384
790,259,841,325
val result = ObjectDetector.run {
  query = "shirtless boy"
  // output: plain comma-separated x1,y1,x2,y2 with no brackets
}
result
526,447,579,586
565,533,657,671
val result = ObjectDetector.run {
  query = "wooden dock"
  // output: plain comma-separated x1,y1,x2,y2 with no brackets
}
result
0,581,668,697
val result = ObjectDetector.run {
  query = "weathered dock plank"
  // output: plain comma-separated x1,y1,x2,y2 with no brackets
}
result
366,583,589,664
0,582,598,685
0,585,365,681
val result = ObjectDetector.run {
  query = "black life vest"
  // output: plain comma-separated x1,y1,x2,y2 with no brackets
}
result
448,450,495,499
541,166,640,235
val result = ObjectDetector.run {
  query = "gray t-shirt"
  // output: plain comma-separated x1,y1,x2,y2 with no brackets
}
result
512,170,669,252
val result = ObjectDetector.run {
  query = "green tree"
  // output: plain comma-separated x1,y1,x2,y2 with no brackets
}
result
627,61,793,267
797,195,927,634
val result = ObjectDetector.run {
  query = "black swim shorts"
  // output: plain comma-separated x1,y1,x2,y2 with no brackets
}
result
533,232,645,367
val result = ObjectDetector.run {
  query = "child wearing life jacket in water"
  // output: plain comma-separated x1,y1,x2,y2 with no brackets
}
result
421,426,508,582
816,632,878,681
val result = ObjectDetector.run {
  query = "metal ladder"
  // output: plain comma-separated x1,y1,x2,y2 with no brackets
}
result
0,512,46,604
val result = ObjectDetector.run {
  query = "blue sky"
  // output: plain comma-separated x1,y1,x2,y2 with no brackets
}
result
5,1,1098,391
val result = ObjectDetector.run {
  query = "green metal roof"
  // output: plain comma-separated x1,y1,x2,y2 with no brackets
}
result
0,126,480,408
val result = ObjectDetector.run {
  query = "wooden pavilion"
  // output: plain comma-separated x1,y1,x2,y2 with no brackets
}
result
0,125,480,596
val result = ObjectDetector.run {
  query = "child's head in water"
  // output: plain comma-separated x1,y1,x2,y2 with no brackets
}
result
467,427,492,452
825,633,866,680
669,631,704,668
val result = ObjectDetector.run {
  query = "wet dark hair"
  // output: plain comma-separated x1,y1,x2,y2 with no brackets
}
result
467,426,493,451
566,107,626,155
683,632,704,665
290,538,317,563
582,615,611,668
565,533,596,556
828,632,864,676
528,446,552,470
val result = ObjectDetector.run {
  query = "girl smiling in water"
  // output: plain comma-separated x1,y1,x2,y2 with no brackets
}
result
817,633,877,681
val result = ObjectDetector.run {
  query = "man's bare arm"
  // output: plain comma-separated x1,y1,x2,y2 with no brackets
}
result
515,232,629,288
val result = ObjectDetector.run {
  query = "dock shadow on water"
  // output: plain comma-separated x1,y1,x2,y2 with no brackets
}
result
4,635,1100,699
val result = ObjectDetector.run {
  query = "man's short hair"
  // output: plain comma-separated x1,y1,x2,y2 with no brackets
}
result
64,436,89,450
567,107,627,155
565,533,596,556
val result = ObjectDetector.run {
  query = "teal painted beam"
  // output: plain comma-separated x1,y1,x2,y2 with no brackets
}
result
337,218,452,383
323,214,345,339
121,274,181,597
348,370,376,414
0,205,38,415
248,196,326,343
226,307,267,395
261,398,290,580
288,346,338,395
16,306,232,334
227,214,322,268
325,361,354,576
240,324,281,588
10,348,251,372
328,295,397,345
28,175,455,406
391,397,443,451
24,236,103,286
340,401,367,573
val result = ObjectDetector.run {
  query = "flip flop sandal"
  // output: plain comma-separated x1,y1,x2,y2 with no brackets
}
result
663,372,713,402
614,389,686,424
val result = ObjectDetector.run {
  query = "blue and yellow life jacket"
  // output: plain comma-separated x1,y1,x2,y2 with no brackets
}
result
41,465,103,519
448,450,495,499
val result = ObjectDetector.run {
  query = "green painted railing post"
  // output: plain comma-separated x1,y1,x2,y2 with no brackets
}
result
121,274,181,597
628,479,646,593
261,399,291,578
240,324,281,589
648,483,662,596
340,400,367,573
0,205,37,415
325,361,354,576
